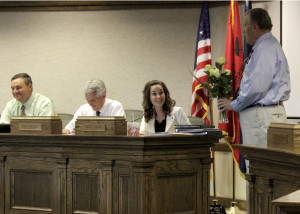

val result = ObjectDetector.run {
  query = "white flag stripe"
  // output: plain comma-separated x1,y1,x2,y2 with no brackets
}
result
198,38,211,48
194,68,206,78
196,53,212,67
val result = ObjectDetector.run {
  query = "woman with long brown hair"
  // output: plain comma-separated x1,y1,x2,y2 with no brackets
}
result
139,80,190,135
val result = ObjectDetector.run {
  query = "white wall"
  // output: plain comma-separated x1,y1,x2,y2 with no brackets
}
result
282,1,300,117
0,2,280,117
0,9,201,114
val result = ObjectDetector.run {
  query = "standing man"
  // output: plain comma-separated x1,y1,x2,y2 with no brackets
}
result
62,78,125,134
218,8,291,146
0,73,57,124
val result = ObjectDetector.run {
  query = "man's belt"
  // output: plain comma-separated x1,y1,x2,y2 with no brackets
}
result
246,102,283,109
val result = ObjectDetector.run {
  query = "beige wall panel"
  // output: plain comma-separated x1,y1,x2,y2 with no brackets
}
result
0,2,280,117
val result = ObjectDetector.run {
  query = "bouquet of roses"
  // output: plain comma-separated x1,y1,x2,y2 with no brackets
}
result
196,57,232,123
201,57,233,99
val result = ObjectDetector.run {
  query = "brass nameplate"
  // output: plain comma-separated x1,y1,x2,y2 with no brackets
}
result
75,116,127,136
83,123,105,132
18,123,42,131
11,116,62,134
270,134,288,144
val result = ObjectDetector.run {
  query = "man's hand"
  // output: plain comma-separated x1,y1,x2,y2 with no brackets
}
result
62,129,70,135
62,129,75,135
218,98,233,111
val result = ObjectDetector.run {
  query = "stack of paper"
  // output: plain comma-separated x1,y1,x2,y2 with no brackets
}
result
175,125,218,135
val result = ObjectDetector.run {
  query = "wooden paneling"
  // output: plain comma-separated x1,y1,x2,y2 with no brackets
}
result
157,174,196,213
68,159,101,213
0,134,222,214
0,156,5,214
235,144,300,214
0,1,236,12
155,159,199,214
113,161,132,214
0,1,203,11
11,170,52,209
4,156,67,213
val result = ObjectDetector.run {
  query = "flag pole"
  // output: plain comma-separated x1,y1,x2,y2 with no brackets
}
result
210,98,214,125
223,0,245,212
212,147,216,199
210,99,221,212
233,158,235,201
210,99,216,199
226,155,243,214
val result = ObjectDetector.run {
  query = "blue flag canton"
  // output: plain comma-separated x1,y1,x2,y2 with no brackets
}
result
198,1,211,41
243,0,252,60
194,1,211,70
244,0,252,12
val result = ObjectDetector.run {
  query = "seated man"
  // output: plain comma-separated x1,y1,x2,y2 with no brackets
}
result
62,78,125,134
0,73,56,124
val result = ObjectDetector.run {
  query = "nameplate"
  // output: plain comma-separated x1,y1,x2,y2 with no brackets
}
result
268,122,300,151
75,116,127,136
11,116,62,135
269,133,288,144
18,123,42,131
82,123,105,132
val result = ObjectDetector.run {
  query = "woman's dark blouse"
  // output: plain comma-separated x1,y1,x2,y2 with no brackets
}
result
155,117,166,133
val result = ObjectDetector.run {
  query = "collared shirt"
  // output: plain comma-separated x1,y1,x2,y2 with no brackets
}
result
231,32,291,112
0,92,57,124
64,98,125,132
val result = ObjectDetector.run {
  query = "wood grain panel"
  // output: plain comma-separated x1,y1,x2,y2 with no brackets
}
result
157,174,196,213
67,159,103,214
73,174,98,211
99,161,114,214
11,170,52,208
0,156,5,214
153,159,203,214
113,161,132,214
4,156,65,214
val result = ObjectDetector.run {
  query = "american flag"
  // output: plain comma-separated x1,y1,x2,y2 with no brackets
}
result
191,1,211,125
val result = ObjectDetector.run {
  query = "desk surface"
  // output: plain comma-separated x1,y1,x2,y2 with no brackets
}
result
0,132,223,146
235,143,300,154
272,190,300,206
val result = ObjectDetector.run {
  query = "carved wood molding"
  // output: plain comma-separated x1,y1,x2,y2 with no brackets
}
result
214,142,231,152
0,1,206,11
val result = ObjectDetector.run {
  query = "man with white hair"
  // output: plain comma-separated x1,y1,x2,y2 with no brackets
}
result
62,78,125,134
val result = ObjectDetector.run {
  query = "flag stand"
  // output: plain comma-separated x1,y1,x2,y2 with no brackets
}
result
208,100,227,214
226,158,243,214
212,147,216,199
209,146,227,214
210,99,216,199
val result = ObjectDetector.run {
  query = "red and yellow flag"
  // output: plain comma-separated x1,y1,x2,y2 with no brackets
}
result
219,0,245,174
